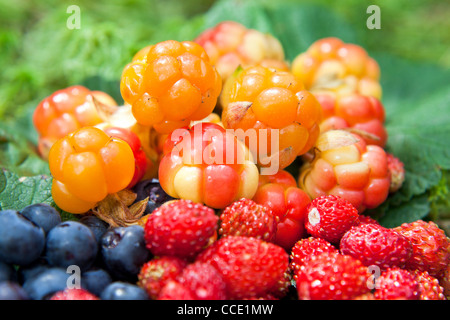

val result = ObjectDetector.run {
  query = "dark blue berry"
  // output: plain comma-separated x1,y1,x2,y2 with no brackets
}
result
20,203,61,234
0,261,16,282
79,215,109,244
133,179,174,214
81,268,113,297
100,281,149,300
22,267,70,300
0,281,29,300
45,221,98,272
100,225,151,281
0,209,45,266
17,258,50,284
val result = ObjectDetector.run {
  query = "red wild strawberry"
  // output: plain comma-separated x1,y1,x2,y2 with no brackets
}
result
340,223,413,270
144,200,218,259
295,251,371,300
219,198,277,242
357,214,379,225
374,268,420,300
196,236,289,299
394,220,450,278
137,256,188,299
176,262,228,300
158,280,195,300
413,270,446,300
50,288,99,300
289,237,337,277
441,264,450,298
304,194,360,243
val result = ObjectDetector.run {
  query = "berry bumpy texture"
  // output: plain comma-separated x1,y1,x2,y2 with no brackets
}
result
219,198,277,242
289,237,338,277
158,122,259,209
120,40,222,133
299,130,391,212
291,37,382,99
394,220,450,278
144,200,218,259
221,65,323,170
295,251,371,300
48,126,135,214
252,170,311,250
196,236,289,299
340,223,413,270
373,268,420,300
304,194,360,244
315,92,387,147
32,85,117,159
194,21,287,85
138,256,188,299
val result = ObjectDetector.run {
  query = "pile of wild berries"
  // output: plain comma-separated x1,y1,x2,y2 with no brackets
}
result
1,21,447,300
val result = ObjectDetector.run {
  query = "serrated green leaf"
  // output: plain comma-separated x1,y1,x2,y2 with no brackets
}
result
377,194,430,228
0,169,53,211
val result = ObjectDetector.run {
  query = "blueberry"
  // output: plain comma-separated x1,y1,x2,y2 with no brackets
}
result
0,261,16,282
100,281,149,300
133,179,174,214
0,281,29,300
17,258,50,284
81,268,112,297
0,209,45,266
79,215,109,244
20,203,61,234
45,221,98,272
22,267,70,300
100,225,151,281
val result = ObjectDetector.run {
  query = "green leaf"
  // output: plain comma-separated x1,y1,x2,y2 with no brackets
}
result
0,169,53,211
376,194,430,228
0,117,50,177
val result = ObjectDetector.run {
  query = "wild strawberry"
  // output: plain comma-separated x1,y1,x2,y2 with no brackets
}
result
289,237,338,277
252,170,311,250
413,270,446,300
144,200,218,259
195,21,287,85
394,220,450,278
50,288,99,300
221,65,323,170
120,40,222,133
340,223,413,270
137,256,188,299
196,236,289,299
158,122,259,209
357,214,379,225
439,264,450,298
291,37,382,99
295,251,371,300
374,268,420,300
158,280,195,300
386,152,405,193
315,91,387,147
176,262,228,300
33,85,117,159
299,130,391,212
219,198,277,242
304,194,360,244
